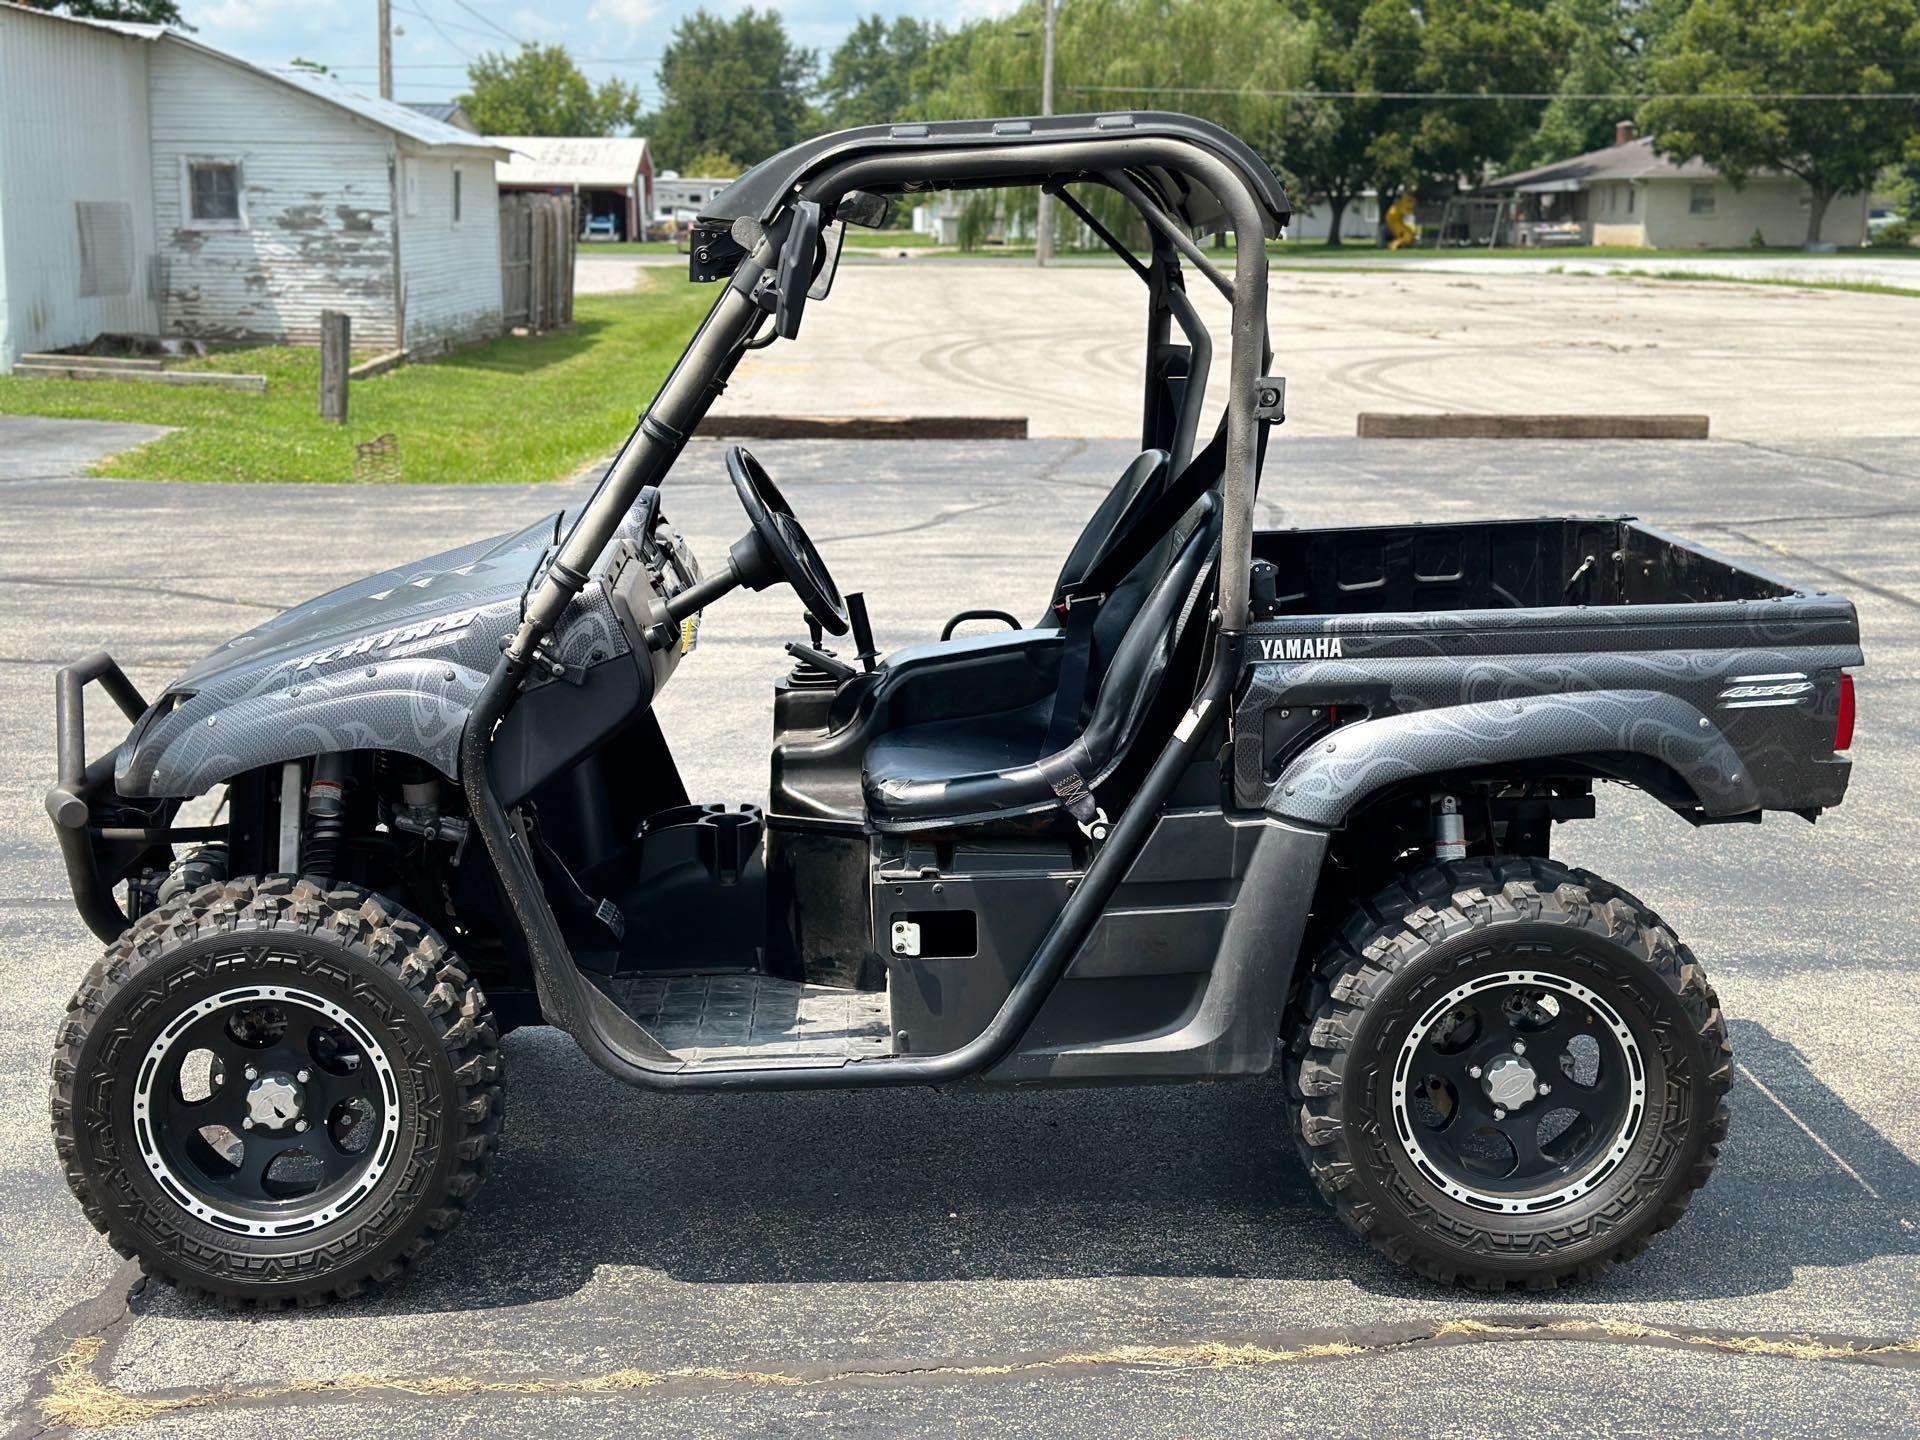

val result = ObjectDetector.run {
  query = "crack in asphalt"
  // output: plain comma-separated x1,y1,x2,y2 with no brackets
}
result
0,574,282,613
816,495,1013,544
23,1295,1920,1433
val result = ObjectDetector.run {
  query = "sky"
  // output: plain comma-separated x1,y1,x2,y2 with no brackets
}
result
181,0,1021,109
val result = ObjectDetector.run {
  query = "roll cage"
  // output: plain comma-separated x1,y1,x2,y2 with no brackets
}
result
460,112,1294,1091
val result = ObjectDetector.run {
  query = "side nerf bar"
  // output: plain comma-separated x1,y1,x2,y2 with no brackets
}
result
46,652,151,943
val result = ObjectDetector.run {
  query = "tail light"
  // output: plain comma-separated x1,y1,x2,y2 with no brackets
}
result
1835,673,1856,752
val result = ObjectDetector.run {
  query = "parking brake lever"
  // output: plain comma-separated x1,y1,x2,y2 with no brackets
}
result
846,592,880,672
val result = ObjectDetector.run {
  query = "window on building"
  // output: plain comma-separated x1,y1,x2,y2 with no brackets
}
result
1689,183,1715,216
1628,185,1635,215
188,161,241,223
453,167,463,223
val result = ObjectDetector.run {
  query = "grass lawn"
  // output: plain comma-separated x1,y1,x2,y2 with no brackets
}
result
0,276,716,484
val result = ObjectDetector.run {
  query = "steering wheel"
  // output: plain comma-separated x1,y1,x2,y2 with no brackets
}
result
725,445,850,636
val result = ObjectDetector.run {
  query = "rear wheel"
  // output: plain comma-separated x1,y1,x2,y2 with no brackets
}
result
51,876,501,1306
1288,856,1731,1289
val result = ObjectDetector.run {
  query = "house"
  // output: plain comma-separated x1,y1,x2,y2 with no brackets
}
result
404,101,479,135
0,5,511,372
1481,121,1869,249
494,137,651,242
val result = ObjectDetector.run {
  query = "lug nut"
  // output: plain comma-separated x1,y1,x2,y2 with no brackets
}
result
1512,1041,1527,1055
1468,1065,1482,1079
245,1066,258,1080
1538,1083,1552,1095
296,1069,311,1083
294,1119,309,1133
241,1117,255,1130
1493,1108,1506,1121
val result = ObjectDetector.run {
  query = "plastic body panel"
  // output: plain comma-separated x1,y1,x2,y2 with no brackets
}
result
876,807,1326,1084
1235,517,1863,822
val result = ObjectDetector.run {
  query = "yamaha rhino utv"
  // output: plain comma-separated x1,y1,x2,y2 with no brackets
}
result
47,113,1861,1306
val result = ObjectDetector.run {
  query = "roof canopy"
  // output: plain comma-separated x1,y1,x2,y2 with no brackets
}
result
699,112,1291,239
494,137,651,191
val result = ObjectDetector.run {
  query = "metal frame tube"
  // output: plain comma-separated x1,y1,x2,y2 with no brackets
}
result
463,129,1276,1089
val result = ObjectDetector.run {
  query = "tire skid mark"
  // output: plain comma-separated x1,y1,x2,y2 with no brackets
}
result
30,1312,1920,1432
1704,525,1920,613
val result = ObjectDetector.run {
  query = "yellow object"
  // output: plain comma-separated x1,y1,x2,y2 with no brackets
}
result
1386,193,1419,250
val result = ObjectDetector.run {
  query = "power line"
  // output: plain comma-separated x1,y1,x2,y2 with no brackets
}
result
1062,83,1920,102
397,3,476,61
444,0,526,47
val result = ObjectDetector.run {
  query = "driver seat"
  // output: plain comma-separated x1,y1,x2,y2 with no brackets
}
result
862,493,1220,832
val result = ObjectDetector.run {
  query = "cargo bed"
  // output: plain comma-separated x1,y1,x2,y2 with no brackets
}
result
1236,517,1861,823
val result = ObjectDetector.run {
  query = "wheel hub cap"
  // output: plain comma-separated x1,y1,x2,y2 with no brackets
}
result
244,1073,306,1132
1481,1054,1539,1111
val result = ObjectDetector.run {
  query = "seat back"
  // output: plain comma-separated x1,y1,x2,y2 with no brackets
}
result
1076,494,1221,780
1047,449,1170,615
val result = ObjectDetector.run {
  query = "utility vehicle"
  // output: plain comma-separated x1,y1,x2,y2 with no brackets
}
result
47,113,1862,1305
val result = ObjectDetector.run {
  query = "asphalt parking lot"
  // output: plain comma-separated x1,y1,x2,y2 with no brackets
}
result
2,418,1917,1435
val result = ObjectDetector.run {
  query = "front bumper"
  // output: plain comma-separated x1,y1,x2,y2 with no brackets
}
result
45,652,167,943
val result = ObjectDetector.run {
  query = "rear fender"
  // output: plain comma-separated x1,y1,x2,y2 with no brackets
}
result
1265,689,1758,828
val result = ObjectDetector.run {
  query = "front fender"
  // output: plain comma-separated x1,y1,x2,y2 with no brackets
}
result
1265,689,1758,828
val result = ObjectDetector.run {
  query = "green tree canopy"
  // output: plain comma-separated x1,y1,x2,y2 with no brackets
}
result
14,0,184,24
916,0,1311,248
460,44,641,136
680,149,744,179
1641,0,1920,243
646,7,816,170
1282,0,1569,243
819,15,941,129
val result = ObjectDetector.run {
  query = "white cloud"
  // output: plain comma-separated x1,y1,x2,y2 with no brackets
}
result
586,0,659,33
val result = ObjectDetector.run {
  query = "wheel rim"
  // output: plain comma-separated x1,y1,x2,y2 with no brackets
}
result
1390,969,1646,1215
131,985,402,1236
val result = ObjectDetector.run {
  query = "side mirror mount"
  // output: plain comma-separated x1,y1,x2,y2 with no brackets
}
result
775,199,823,339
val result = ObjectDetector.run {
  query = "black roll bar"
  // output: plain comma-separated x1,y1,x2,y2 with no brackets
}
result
462,127,1276,1089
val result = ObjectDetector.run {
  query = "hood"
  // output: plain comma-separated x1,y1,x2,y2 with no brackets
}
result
172,512,563,692
115,510,640,798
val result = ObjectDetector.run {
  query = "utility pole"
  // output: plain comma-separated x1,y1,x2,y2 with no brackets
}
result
377,0,393,100
1035,0,1056,265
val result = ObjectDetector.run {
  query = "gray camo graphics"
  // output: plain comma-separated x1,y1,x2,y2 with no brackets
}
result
117,506,650,798
1234,598,1861,825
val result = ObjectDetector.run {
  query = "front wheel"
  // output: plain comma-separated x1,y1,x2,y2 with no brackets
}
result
1288,857,1731,1289
51,877,502,1306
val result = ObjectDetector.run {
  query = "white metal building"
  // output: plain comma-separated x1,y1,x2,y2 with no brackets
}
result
494,137,652,242
0,5,510,372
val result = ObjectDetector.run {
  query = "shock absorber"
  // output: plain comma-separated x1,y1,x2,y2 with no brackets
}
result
1433,793,1467,861
304,753,349,882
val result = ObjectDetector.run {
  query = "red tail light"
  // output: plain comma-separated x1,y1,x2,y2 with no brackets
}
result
1835,673,1856,752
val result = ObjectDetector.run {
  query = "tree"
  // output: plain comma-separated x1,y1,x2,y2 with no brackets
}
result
680,149,744,179
1282,0,1390,246
459,44,641,137
646,8,816,170
12,0,184,23
819,16,941,129
916,0,1310,249
1284,1,1569,246
1641,0,1920,244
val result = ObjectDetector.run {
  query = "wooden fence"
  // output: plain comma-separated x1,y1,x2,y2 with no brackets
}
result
500,193,576,333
